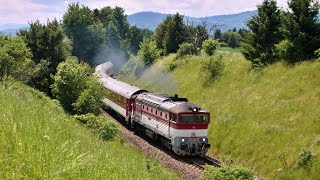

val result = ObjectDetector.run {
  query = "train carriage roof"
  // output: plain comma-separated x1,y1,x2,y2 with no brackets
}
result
136,93,208,113
99,77,146,99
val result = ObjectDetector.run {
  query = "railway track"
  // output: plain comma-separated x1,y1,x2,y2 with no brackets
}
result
186,155,221,170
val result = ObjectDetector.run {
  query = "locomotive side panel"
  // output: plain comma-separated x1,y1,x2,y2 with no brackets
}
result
133,101,171,139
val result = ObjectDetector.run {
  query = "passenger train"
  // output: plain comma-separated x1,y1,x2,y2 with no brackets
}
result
96,62,211,156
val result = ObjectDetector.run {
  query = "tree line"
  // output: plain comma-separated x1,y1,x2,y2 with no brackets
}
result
0,3,151,116
139,0,320,68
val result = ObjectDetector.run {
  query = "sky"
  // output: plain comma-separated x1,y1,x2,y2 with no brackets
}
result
0,0,288,24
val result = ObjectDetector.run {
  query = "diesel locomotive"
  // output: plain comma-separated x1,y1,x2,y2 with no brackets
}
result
96,62,211,156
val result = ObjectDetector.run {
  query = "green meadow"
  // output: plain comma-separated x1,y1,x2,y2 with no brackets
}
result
0,81,181,179
123,50,320,179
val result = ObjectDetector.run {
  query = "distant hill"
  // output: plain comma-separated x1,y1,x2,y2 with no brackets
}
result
0,11,256,35
127,11,257,32
0,23,29,35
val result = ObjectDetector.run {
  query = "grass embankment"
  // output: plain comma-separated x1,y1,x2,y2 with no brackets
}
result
124,51,320,179
0,82,181,179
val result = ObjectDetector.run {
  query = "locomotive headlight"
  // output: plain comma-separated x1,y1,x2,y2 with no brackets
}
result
202,138,206,142
193,108,197,112
181,138,188,142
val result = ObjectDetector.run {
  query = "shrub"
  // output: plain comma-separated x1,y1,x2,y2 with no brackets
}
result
52,56,103,114
73,78,104,115
276,40,294,61
219,42,228,47
202,38,219,56
74,113,119,141
298,149,313,168
200,54,225,82
167,60,179,71
315,48,320,59
201,166,254,180
176,42,196,58
98,121,119,141
0,36,33,82
138,37,160,66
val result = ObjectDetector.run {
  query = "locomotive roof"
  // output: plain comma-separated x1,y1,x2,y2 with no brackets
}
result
136,93,208,113
170,102,209,114
99,77,146,99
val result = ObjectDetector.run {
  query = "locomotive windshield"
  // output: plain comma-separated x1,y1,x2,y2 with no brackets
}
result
179,114,209,123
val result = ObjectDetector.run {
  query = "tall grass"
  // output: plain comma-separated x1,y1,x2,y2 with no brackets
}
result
125,52,320,179
0,81,181,179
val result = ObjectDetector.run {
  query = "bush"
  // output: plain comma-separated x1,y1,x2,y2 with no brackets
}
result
51,56,104,115
276,40,294,61
219,42,228,47
201,166,254,180
0,36,33,82
138,38,160,66
315,48,320,59
74,113,119,141
98,121,119,141
200,54,225,82
202,38,219,56
298,149,313,168
176,42,196,58
167,60,179,71
73,78,104,115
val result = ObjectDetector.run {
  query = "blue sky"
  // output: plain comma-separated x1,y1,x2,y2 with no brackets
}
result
0,0,288,24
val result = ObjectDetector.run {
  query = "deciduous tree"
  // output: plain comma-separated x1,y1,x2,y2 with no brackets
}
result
18,19,72,93
138,38,160,66
0,36,33,82
63,3,105,62
51,56,103,114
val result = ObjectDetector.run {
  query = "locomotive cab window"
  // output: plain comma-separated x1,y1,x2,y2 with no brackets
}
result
170,114,177,122
179,114,209,123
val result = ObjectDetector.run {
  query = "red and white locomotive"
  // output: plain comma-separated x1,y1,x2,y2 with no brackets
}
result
96,62,211,156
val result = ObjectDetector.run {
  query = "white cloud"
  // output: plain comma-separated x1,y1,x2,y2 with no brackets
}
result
0,0,288,24
84,0,288,17
0,0,66,24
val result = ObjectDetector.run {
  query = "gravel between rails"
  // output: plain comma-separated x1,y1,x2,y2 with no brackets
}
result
102,111,202,180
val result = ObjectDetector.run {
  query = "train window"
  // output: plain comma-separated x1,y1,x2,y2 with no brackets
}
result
147,107,149,111
151,109,153,113
179,114,209,123
160,112,162,117
171,114,177,122
165,114,167,119
142,105,144,109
